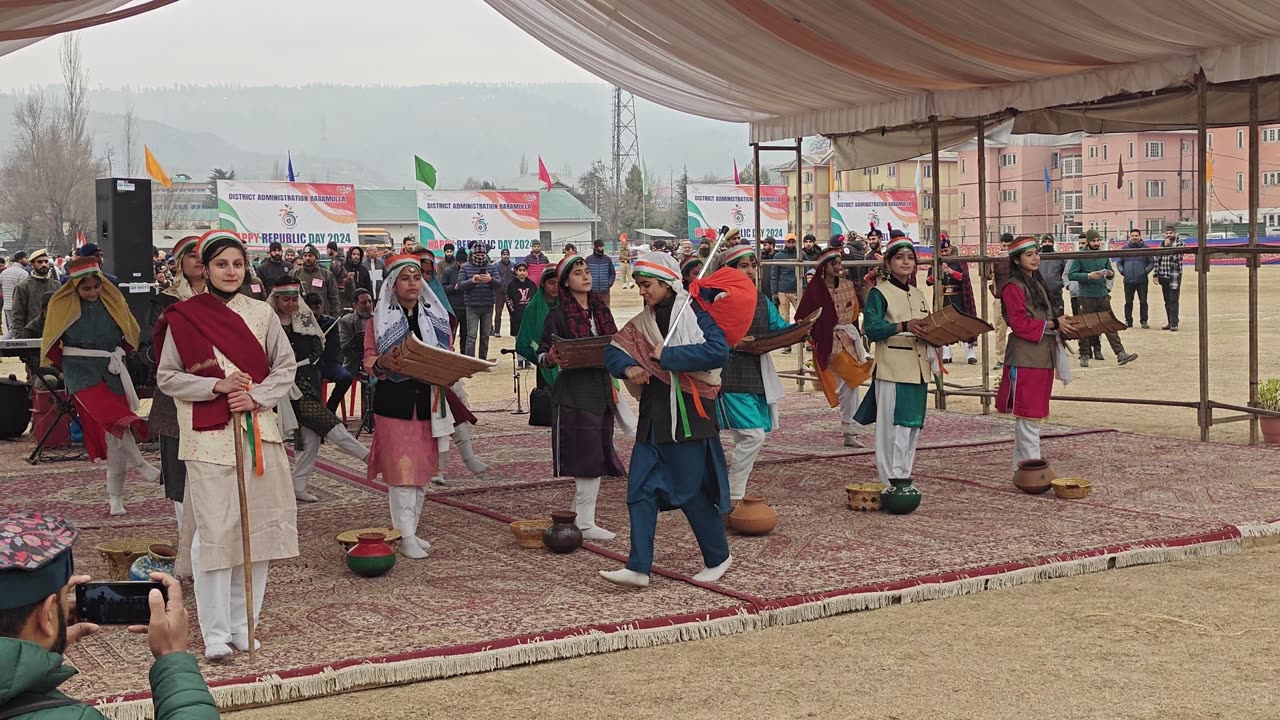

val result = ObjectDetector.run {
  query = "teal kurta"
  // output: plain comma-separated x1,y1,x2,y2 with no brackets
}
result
60,299,125,396
717,301,790,432
855,287,927,428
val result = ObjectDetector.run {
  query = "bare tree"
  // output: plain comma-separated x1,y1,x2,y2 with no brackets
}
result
152,183,196,231
122,102,139,175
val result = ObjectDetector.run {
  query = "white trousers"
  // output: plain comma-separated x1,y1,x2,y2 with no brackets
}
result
292,425,369,491
728,428,767,501
104,431,152,496
388,485,427,540
836,379,860,426
874,379,920,484
190,526,269,647
1014,418,1042,467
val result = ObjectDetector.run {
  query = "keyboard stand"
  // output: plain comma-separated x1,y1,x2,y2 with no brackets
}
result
25,355,85,465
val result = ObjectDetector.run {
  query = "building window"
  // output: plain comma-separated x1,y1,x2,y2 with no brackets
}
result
887,165,896,177
1238,172,1245,192
1267,213,1280,227
540,230,553,246
923,164,932,179
1264,129,1280,143
1061,155,1083,178
862,167,879,176
1128,181,1134,199
1001,224,1018,236
1051,152,1060,169
1182,179,1192,190
1089,221,1099,231
803,199,813,211
1264,172,1280,185
1088,184,1098,198
1063,192,1083,212
1088,145,1098,159
1145,219,1166,235
1128,141,1134,158
804,171,813,183
1208,133,1214,150
961,192,966,208
1103,183,1109,200
922,193,933,210
1053,188,1062,204
1238,129,1245,148
1145,141,1165,159
960,158,966,175
1103,144,1108,160
999,153,1017,167
1000,189,1017,203
1182,139,1193,152
1146,180,1165,198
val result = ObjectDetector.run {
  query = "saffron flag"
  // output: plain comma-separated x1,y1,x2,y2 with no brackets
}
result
287,151,296,182
1116,157,1124,189
537,155,553,190
689,267,757,346
144,146,172,189
414,155,437,189
1207,149,1215,189
733,158,740,184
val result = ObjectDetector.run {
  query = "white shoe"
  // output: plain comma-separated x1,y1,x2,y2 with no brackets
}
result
464,458,489,478
399,536,429,559
294,490,319,503
139,462,161,484
843,434,865,448
431,474,447,486
580,525,616,542
231,634,262,652
599,568,650,588
108,495,126,516
693,555,733,583
205,642,233,660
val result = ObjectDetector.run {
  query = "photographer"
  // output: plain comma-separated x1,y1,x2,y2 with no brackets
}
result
0,512,218,719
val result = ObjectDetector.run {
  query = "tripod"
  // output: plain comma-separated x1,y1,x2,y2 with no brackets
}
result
499,349,527,415
25,357,84,465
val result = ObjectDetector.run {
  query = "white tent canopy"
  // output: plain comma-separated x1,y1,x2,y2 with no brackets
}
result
484,0,1280,142
0,1,173,59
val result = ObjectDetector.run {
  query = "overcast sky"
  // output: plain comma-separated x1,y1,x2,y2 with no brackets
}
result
0,0,602,90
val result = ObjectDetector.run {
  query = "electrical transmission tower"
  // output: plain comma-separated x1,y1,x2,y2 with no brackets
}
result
611,86,641,234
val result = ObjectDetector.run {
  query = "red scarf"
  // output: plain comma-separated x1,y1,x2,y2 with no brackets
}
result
796,276,838,369
688,267,757,346
152,293,270,431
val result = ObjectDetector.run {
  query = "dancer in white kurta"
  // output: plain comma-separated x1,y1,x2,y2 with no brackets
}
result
154,230,299,660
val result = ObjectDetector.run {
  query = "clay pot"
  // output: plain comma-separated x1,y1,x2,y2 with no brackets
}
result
1261,416,1280,445
543,511,584,553
880,479,922,515
129,543,177,580
345,532,396,577
728,494,779,535
1012,459,1056,495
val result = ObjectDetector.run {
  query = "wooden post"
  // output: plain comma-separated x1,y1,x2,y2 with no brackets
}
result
232,415,257,663
1248,79,1261,445
976,118,991,414
752,142,762,270
1195,73,1210,441
795,138,806,391
930,116,946,410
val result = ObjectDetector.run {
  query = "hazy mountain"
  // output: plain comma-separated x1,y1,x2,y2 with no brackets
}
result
0,84,749,187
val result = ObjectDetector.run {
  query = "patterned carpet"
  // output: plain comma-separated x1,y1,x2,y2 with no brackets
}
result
2,398,1275,718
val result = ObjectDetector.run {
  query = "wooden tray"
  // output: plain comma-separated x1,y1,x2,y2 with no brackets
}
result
738,308,822,355
382,333,497,386
913,305,994,347
1066,310,1127,338
552,334,613,369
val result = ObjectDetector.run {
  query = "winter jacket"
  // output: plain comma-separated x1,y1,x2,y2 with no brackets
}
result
11,273,58,339
255,256,291,292
1038,254,1067,296
1115,241,1155,285
770,247,799,294
490,259,515,294
584,251,617,293
440,260,465,307
0,638,218,720
291,264,341,316
458,261,502,307
1067,257,1115,298
1,264,28,311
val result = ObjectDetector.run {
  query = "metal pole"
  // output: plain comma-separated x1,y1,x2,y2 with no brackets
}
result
1195,72,1210,441
930,116,946,410
1248,78,1261,446
753,142,762,272
795,138,806,391
976,118,991,414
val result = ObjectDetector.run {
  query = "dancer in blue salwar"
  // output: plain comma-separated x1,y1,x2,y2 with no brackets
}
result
601,252,733,588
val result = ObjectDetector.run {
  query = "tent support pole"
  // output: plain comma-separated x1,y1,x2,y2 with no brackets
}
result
930,116,946,410
1248,78,1261,445
752,142,762,274
1196,72,1211,441
976,118,991,415
795,139,806,391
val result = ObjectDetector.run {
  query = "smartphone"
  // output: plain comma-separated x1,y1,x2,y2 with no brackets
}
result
75,581,166,625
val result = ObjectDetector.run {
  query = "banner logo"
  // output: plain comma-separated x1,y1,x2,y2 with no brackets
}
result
731,204,746,226
279,204,298,228
472,212,489,235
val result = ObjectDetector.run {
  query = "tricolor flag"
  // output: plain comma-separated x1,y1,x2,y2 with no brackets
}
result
144,146,172,189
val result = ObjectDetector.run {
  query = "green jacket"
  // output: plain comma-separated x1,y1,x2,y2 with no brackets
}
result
1066,257,1114,298
0,638,218,720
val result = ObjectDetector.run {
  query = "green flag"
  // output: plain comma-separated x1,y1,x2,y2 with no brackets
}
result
415,155,437,189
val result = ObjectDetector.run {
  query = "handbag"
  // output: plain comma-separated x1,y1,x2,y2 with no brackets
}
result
528,387,552,427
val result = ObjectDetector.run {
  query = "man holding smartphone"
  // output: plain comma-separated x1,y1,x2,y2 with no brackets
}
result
0,512,218,719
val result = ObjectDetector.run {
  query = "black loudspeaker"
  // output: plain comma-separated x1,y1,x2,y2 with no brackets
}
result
95,177,154,331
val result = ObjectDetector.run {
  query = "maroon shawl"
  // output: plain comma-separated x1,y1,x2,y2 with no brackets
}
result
563,293,617,339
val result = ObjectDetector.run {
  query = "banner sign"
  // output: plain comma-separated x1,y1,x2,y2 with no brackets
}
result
831,191,920,240
417,190,540,251
217,181,358,246
687,184,788,241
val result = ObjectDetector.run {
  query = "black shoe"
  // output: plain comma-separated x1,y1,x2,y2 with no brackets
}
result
943,358,952,365
781,347,792,354
1126,322,1133,329
1092,349,1104,361
1141,323,1150,329
967,357,978,365
1161,324,1171,330
1118,351,1139,366
1081,356,1090,368
1170,325,1179,332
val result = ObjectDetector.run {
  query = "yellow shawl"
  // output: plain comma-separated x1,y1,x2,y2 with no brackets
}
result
41,257,140,364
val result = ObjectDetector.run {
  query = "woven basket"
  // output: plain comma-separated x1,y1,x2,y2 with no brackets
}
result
552,335,613,369
510,520,552,549
336,527,402,550
1051,478,1093,500
96,538,170,580
738,308,822,355
846,482,887,511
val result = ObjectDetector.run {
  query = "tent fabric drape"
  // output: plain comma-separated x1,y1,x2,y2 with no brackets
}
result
484,0,1280,141
0,1,171,58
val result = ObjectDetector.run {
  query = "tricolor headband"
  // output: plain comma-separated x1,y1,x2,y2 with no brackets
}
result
1008,236,1039,256
540,266,557,282
66,257,102,281
720,245,755,267
271,281,301,296
816,248,843,267
174,235,200,260
633,259,680,283
196,230,245,265
885,238,915,257
557,254,585,284
385,253,420,279
680,256,704,276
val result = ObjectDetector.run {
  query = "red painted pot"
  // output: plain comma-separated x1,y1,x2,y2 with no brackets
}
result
346,532,396,577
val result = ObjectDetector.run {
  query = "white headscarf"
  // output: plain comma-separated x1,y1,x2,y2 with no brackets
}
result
267,285,324,339
374,255,451,358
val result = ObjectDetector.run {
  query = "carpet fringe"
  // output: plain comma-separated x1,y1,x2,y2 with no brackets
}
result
93,611,760,719
1236,522,1280,538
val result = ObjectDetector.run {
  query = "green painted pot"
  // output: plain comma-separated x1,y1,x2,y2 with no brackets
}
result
881,478,921,515
345,533,396,577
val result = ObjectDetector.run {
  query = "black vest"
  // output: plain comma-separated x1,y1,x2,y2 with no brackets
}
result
719,292,769,395
635,296,719,444
371,310,437,420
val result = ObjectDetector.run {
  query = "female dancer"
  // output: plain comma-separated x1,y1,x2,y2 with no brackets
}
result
996,236,1077,465
854,238,935,484
538,255,626,541
602,252,732,587
364,254,456,559
42,257,159,516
